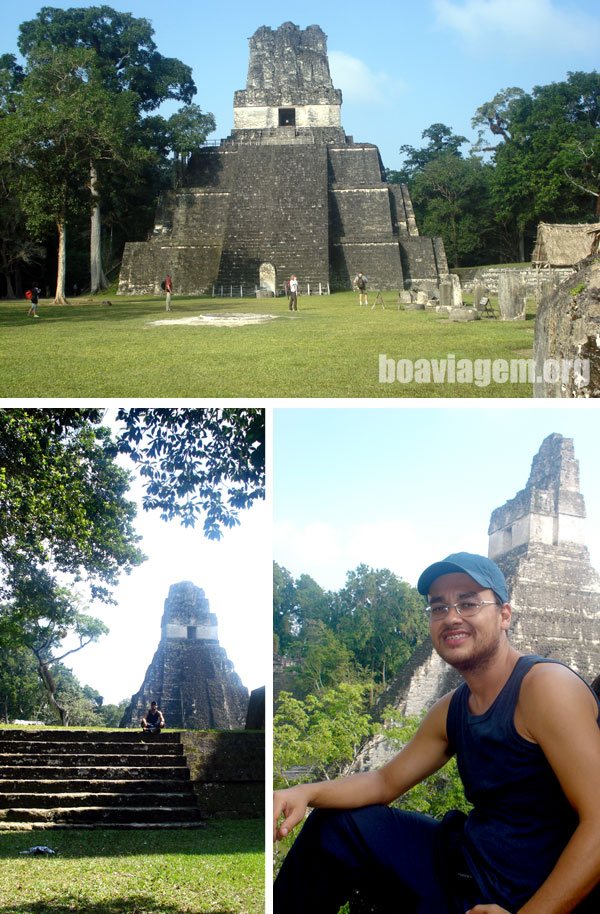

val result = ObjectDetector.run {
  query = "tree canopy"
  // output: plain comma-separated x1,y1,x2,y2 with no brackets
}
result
388,71,599,264
116,407,265,538
274,562,429,704
1,5,214,297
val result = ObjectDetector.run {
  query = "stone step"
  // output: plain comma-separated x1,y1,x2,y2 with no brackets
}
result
0,728,203,829
0,820,206,831
0,729,181,744
0,765,190,780
0,805,204,825
0,791,196,809
0,778,190,794
0,753,184,767
0,740,182,756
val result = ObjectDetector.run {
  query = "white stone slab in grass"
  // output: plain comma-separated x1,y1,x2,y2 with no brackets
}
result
148,313,278,327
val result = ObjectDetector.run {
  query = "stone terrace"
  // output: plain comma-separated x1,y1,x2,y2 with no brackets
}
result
0,728,203,829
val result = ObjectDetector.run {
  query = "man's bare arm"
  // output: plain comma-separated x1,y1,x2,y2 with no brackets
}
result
514,664,600,914
274,692,454,841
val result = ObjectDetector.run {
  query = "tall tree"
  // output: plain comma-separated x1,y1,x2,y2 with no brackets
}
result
18,5,198,292
0,47,141,302
396,122,467,182
334,565,428,693
0,408,144,722
389,123,496,265
274,562,299,654
0,53,43,298
473,72,600,258
0,567,108,724
166,104,216,187
410,153,496,266
0,642,43,723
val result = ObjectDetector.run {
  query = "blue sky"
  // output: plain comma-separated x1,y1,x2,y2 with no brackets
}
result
3,0,599,170
273,404,600,592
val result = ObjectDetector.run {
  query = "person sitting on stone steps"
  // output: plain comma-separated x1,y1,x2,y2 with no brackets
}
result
273,552,600,914
141,701,165,734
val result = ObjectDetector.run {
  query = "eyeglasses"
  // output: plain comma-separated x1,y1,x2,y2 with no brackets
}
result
425,599,500,621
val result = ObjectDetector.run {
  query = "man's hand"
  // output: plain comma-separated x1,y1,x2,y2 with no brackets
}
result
467,906,512,913
273,785,312,842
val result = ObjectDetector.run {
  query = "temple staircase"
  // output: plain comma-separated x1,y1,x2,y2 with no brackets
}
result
0,728,204,829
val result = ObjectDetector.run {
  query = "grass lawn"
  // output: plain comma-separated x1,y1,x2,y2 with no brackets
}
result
0,290,538,398
0,819,264,914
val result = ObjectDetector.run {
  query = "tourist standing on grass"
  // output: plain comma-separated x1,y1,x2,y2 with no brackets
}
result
274,551,600,914
289,275,298,311
354,272,368,307
26,285,41,318
165,274,173,311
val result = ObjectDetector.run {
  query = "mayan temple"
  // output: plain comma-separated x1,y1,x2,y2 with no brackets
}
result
120,582,249,730
118,22,448,296
351,433,600,771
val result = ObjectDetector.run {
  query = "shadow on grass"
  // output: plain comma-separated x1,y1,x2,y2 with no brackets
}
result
0,898,236,914
0,298,273,329
0,820,264,859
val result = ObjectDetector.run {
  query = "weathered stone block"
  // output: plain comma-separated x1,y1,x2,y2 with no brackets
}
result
449,307,480,321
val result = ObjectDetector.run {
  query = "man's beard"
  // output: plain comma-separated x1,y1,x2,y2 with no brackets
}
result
438,629,504,674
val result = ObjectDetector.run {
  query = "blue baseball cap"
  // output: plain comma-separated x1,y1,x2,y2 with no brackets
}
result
417,552,509,604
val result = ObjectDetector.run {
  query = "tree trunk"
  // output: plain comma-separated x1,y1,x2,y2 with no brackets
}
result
90,162,109,293
518,226,525,262
55,219,68,304
3,272,15,299
14,262,23,299
36,657,69,726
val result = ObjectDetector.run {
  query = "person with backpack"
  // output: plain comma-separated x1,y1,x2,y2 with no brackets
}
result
164,274,173,311
354,272,368,307
26,285,41,317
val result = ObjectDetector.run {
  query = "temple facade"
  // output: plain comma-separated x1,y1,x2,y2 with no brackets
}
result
118,22,448,297
120,581,249,730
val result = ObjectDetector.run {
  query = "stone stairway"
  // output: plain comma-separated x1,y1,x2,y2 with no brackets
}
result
0,729,204,829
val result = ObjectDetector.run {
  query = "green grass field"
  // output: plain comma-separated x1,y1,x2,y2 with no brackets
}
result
0,291,538,398
0,820,263,914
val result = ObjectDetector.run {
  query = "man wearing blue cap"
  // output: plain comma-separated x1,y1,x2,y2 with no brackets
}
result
274,552,600,914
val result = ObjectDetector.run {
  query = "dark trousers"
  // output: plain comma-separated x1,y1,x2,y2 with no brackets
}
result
274,805,479,914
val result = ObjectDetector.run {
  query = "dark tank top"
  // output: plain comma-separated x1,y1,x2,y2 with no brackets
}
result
446,655,600,910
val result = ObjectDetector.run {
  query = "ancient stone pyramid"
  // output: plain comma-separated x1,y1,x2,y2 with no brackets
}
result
120,581,249,730
119,22,448,297
489,432,600,673
352,433,600,771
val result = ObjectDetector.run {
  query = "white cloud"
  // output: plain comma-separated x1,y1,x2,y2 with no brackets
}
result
433,0,600,54
329,51,406,106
